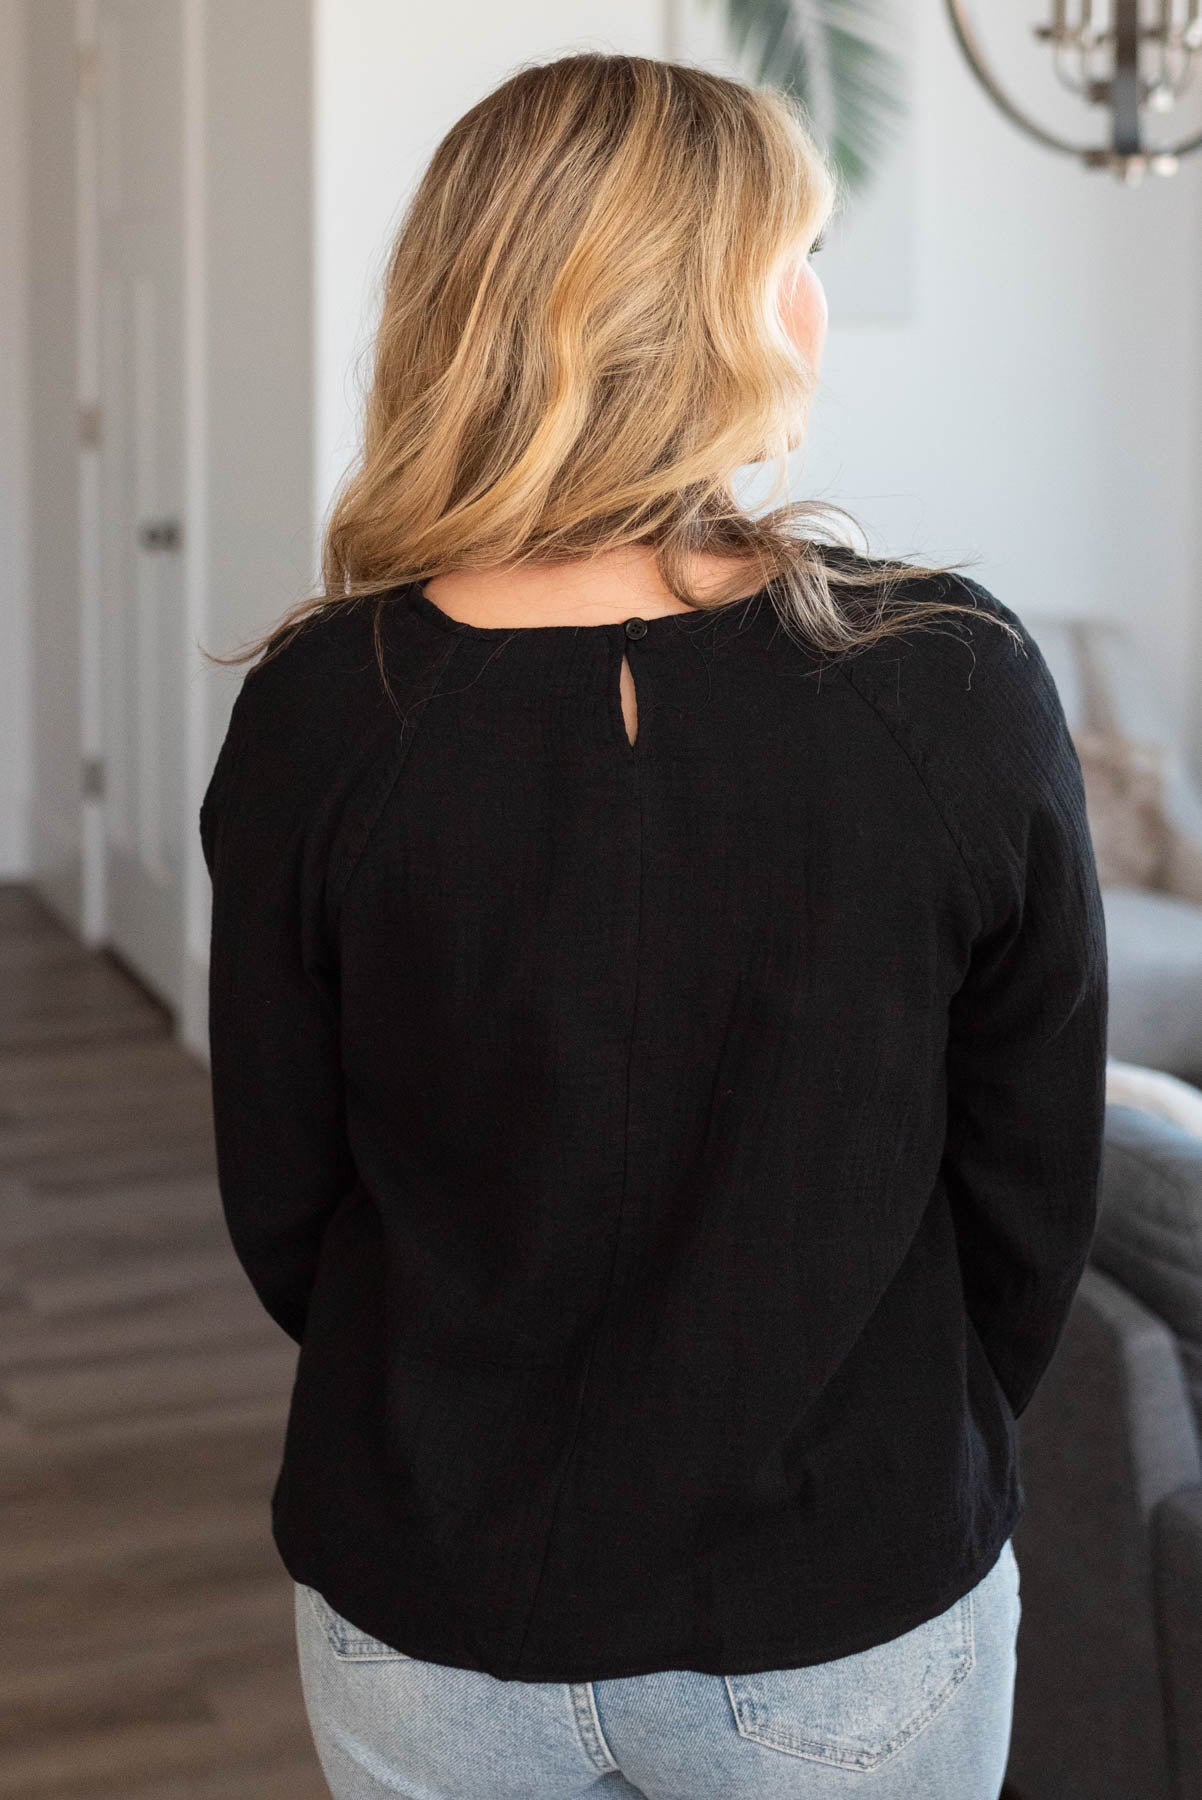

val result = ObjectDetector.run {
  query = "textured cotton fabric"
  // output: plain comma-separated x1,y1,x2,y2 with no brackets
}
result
199,558,1109,1683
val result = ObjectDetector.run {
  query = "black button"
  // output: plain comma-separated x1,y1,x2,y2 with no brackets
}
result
624,617,648,639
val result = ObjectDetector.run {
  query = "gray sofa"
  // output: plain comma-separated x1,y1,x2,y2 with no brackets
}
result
1032,616,1202,1083
1007,1101,1202,1800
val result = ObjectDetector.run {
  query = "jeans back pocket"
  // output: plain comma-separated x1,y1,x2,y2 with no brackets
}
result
724,1585,976,1772
299,1582,414,1663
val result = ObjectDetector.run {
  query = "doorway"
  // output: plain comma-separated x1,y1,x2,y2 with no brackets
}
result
85,0,188,1010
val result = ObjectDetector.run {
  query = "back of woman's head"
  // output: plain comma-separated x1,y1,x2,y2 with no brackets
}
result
223,53,1003,673
324,53,837,602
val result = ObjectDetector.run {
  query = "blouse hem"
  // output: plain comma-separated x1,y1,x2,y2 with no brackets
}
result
271,1488,1023,1685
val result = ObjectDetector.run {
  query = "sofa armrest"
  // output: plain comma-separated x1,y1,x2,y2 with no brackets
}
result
1058,616,1202,908
1008,1267,1200,1800
1078,1266,1202,1508
1160,743,1202,906
1164,823,1202,909
1154,1485,1202,1800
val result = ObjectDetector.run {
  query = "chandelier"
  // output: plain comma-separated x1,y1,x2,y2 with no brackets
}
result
945,1,1202,182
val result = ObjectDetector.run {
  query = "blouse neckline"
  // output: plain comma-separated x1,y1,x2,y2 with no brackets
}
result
407,580,768,641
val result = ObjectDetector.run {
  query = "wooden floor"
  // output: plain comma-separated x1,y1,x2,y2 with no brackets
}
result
0,885,327,1798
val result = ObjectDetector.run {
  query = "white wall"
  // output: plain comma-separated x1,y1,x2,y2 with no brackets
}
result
791,0,1202,774
182,0,315,1051
0,0,31,879
201,0,315,665
311,0,666,543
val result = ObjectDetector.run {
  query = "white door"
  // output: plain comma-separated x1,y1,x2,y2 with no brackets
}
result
96,0,186,1008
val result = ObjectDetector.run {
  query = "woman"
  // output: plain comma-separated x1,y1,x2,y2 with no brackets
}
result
200,52,1108,1800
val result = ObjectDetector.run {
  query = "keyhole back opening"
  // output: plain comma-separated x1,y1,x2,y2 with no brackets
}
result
619,653,638,747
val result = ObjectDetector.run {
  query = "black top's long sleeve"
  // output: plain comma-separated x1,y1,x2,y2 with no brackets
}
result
198,611,424,1342
200,677,357,1344
941,637,1109,1418
843,574,1109,1422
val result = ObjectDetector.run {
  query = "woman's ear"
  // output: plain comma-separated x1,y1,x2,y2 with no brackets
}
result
778,249,828,374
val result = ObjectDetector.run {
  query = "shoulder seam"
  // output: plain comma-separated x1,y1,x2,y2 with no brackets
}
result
836,656,987,936
326,630,465,925
327,726,418,924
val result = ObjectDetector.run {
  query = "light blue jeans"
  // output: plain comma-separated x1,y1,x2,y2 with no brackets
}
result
295,1538,1021,1799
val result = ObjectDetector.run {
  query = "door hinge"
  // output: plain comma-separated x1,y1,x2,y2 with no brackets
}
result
79,405,102,449
82,756,105,801
137,517,183,552
77,45,100,102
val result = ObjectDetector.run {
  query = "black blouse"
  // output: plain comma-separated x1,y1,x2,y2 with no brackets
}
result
199,559,1108,1683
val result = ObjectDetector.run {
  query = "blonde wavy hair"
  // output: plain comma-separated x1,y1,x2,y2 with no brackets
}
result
212,52,1015,676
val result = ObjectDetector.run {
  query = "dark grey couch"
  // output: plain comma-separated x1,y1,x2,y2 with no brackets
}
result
1007,1101,1202,1800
